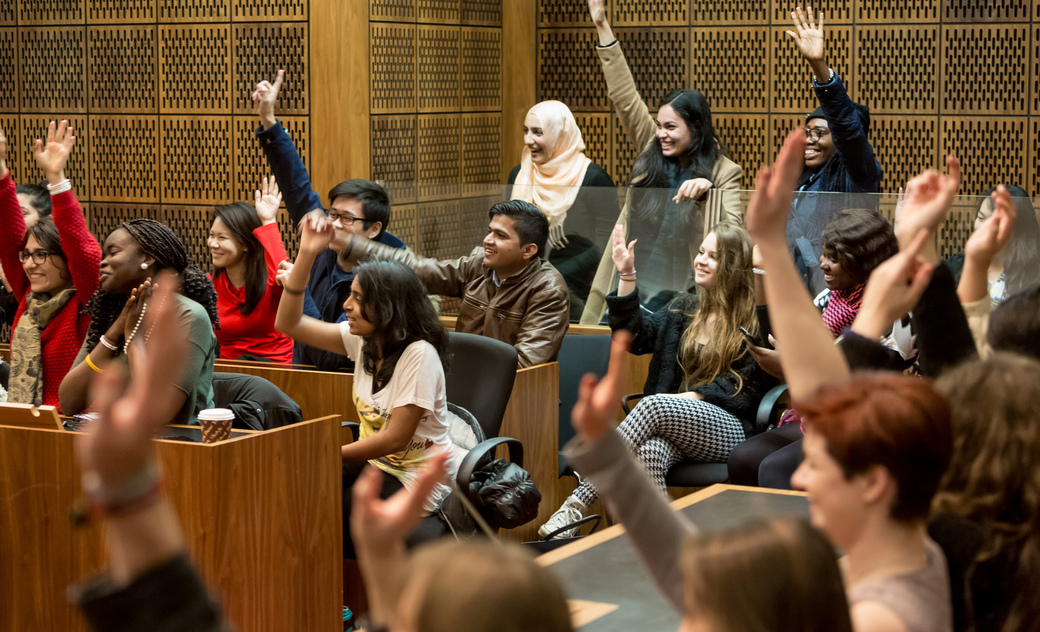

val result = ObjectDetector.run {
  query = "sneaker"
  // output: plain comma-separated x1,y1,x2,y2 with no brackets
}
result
538,496,587,539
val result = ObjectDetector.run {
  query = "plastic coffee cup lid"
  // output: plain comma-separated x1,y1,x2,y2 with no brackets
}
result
198,408,235,421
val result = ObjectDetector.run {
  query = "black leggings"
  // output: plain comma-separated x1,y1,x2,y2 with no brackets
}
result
727,423,803,488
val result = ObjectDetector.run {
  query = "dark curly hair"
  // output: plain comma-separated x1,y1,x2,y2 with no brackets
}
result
354,260,448,390
84,219,219,354
821,208,899,286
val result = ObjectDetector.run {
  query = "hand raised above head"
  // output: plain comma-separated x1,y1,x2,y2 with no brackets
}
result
254,175,282,225
572,331,630,442
744,129,805,247
895,155,961,261
587,0,607,25
252,69,285,128
786,7,825,62
965,185,1016,266
852,229,934,339
33,120,76,183
298,211,337,257
611,223,636,274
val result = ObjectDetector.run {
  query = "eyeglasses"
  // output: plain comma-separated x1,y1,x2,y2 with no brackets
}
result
18,249,54,265
326,210,365,225
804,128,831,143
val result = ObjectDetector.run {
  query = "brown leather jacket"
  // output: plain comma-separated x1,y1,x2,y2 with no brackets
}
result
344,241,569,368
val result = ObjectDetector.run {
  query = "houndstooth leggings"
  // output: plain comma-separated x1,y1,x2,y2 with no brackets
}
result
572,394,746,506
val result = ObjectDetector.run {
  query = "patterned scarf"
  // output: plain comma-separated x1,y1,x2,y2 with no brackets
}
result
9,288,76,406
820,284,864,337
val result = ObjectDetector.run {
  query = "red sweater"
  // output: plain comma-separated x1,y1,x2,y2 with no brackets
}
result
0,174,101,410
212,222,293,363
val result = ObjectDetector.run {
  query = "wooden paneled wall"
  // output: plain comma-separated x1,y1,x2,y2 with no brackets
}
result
533,0,1040,200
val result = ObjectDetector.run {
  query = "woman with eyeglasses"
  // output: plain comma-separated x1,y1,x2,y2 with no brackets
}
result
0,121,101,408
784,7,882,295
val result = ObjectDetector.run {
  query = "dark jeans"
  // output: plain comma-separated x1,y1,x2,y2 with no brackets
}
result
727,423,803,488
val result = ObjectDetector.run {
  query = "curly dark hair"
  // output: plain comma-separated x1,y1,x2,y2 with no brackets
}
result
354,260,448,390
821,208,899,286
84,219,219,354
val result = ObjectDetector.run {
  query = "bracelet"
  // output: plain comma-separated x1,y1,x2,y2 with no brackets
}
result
98,335,118,352
619,270,637,277
82,461,160,509
282,286,305,296
46,179,72,195
85,354,104,373
753,267,766,275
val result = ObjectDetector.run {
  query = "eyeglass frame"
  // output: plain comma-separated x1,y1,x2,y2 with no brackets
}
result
804,127,831,143
18,249,56,265
325,209,369,226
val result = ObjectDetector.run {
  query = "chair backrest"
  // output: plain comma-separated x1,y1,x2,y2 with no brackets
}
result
557,334,612,447
211,372,305,430
445,332,517,439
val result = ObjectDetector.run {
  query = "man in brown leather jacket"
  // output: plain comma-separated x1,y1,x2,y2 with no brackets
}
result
338,200,570,368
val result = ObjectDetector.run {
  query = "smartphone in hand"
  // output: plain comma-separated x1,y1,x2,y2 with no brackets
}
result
739,326,758,346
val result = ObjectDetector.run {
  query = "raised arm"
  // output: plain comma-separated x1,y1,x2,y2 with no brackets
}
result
588,0,658,151
958,186,1014,304
252,69,323,225
33,120,101,303
746,130,850,400
341,235,475,298
252,175,289,293
0,124,28,300
274,214,348,354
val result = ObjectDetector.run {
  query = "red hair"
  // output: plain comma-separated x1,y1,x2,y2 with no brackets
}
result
795,373,952,522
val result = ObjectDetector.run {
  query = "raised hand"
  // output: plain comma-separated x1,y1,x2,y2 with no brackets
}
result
572,331,631,442
251,69,285,130
122,279,153,342
299,211,336,257
895,155,961,263
851,230,934,340
254,175,282,225
0,124,7,179
33,120,76,185
587,0,606,25
77,272,187,489
611,223,636,274
745,129,806,247
672,178,712,204
350,451,449,558
786,7,826,72
965,185,1015,266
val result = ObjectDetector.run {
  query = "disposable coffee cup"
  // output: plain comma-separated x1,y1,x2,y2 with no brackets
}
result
197,408,234,444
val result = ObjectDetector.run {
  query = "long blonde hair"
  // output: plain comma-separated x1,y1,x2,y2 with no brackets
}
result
675,222,757,391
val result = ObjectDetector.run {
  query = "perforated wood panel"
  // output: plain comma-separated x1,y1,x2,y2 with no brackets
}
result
233,0,307,21
233,116,308,203
870,116,940,192
461,0,501,26
0,29,17,112
538,0,594,27
418,0,461,24
691,1,769,25
19,27,87,113
18,0,85,24
461,113,500,197
771,0,853,24
418,26,460,113
713,114,769,178
371,0,416,23
770,25,852,114
941,25,1029,114
371,23,416,113
613,0,687,26
159,0,230,22
88,0,157,23
417,198,463,258
1029,118,1040,201
0,3,15,25
18,115,90,192
417,114,461,201
768,114,806,161
371,115,417,204
610,112,639,186
90,115,159,203
461,27,500,111
88,26,158,113
87,202,161,249
855,27,939,114
615,29,688,112
537,29,608,111
158,204,215,266
941,0,1031,21
855,0,940,23
160,116,233,204
572,113,611,178
0,116,22,183
936,196,984,261
939,117,1029,197
232,23,308,115
690,27,769,113
389,203,418,253
159,25,231,113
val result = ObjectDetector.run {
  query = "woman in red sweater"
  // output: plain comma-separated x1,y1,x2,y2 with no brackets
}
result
0,120,101,409
209,177,293,363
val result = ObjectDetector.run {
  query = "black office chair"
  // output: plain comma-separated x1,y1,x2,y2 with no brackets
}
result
621,385,791,489
444,331,517,438
211,372,304,430
556,334,612,477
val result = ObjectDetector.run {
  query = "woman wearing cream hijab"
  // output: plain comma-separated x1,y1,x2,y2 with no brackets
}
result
508,101,617,320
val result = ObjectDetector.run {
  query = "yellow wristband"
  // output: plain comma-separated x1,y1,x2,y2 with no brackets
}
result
85,354,103,374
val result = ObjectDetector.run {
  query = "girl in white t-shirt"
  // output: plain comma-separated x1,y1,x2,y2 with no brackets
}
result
275,216,457,553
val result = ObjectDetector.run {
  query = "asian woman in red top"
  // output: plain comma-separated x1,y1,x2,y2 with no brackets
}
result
208,176,293,363
0,120,101,408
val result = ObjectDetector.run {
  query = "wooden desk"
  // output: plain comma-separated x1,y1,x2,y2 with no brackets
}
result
538,485,809,631
214,362,359,424
0,415,343,632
